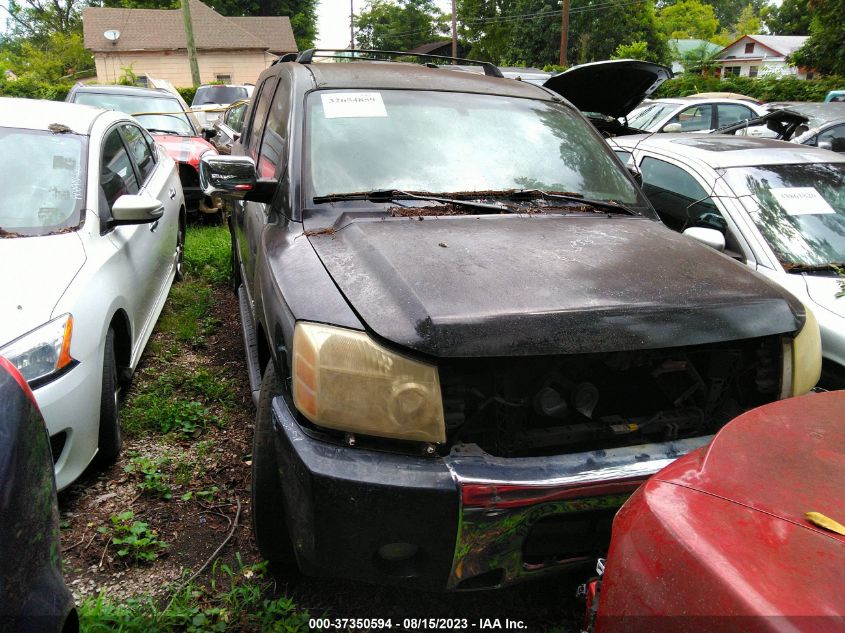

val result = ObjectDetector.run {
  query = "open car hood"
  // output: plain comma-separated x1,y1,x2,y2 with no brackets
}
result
542,59,673,120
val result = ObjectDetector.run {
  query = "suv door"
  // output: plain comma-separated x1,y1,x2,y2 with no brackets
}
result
233,76,278,299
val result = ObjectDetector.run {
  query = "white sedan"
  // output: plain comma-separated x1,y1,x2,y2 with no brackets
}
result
0,98,185,490
625,98,767,133
611,134,845,388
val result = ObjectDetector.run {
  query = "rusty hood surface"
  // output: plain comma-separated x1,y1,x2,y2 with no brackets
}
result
303,212,802,357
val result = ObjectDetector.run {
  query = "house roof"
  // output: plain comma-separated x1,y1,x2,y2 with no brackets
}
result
82,0,297,54
669,39,721,56
715,34,808,59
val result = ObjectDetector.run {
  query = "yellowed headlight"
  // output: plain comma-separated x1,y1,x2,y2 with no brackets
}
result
291,322,446,443
782,304,822,397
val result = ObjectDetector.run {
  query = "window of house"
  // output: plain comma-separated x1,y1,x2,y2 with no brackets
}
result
806,71,815,80
215,74,232,83
749,66,759,77
725,66,741,76
744,42,755,54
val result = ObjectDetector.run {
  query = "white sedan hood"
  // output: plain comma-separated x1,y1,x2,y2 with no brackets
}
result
804,275,845,318
0,232,85,345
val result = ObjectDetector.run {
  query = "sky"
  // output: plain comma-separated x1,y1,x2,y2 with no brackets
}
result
316,0,454,49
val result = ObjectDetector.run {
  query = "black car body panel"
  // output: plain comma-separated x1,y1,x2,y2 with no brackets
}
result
304,211,801,357
0,358,76,632
542,60,673,120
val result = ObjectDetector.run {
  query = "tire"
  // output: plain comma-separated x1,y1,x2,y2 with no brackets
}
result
252,362,298,569
95,329,122,466
174,219,185,282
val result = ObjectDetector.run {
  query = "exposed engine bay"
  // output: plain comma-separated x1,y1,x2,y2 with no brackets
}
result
440,336,783,457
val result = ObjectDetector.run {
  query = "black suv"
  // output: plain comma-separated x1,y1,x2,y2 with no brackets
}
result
201,50,821,591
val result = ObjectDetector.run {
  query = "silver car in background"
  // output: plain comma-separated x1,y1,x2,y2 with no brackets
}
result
626,97,767,133
611,134,845,387
0,98,185,489
191,84,253,129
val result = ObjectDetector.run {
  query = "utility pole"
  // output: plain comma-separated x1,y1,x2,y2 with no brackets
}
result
558,0,570,67
451,0,457,60
350,0,355,50
181,0,201,87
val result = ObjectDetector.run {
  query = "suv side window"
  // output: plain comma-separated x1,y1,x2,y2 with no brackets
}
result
245,77,278,161
120,123,155,184
717,103,755,127
665,104,714,132
101,128,139,211
639,157,725,233
258,80,290,178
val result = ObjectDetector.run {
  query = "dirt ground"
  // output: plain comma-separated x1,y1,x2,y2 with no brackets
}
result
58,283,584,632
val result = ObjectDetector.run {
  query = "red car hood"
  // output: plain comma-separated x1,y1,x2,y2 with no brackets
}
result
152,133,215,168
656,390,845,545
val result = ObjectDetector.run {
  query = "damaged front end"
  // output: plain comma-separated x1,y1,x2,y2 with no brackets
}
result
440,335,784,589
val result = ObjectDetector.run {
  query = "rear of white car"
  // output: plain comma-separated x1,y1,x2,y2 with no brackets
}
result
0,98,184,489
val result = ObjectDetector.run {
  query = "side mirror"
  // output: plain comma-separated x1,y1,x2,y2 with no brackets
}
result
203,127,218,140
199,154,276,203
683,226,725,252
818,140,833,151
111,194,164,224
663,123,683,133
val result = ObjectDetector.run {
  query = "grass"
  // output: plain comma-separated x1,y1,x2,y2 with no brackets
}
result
79,558,311,632
183,225,232,285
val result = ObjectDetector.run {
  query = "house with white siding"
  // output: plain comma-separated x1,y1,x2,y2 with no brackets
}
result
713,35,812,79
82,0,297,87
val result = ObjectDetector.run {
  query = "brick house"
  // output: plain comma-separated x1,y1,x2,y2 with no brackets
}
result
82,0,297,87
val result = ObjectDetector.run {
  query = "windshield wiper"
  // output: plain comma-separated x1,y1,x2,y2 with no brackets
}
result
313,189,515,213
145,128,182,135
784,262,845,274
508,189,637,215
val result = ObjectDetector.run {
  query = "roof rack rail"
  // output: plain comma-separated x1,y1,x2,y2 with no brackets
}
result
285,48,504,78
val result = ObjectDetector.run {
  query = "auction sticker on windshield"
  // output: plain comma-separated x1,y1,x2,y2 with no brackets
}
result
770,187,835,215
321,92,387,118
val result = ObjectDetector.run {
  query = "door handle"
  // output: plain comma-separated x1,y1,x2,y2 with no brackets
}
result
168,187,177,199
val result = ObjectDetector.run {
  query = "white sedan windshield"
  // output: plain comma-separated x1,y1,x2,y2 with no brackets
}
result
306,90,646,208
725,162,845,266
0,127,86,236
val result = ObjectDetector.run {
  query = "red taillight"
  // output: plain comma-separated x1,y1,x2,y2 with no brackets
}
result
0,355,39,407
461,478,647,509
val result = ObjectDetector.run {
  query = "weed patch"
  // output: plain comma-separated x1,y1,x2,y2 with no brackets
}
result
124,455,173,500
99,511,168,565
183,225,231,284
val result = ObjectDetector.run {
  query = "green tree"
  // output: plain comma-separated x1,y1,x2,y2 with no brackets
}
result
355,0,447,52
4,0,83,42
732,3,761,36
698,0,767,30
612,40,649,60
761,0,811,35
656,0,719,40
791,0,845,75
455,0,514,62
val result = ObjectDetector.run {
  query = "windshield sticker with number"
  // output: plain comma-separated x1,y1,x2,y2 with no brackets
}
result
770,187,835,215
321,92,387,119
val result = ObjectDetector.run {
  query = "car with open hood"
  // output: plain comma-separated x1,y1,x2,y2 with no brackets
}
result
201,50,821,591
0,98,183,489
541,59,673,136
66,84,221,215
582,389,845,633
610,134,845,388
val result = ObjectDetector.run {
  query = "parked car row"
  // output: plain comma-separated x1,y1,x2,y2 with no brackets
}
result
200,50,830,596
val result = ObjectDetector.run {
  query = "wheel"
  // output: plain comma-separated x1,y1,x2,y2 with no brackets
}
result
252,362,298,569
229,219,242,295
95,329,122,466
174,219,185,282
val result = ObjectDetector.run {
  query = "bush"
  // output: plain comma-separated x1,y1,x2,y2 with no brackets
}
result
656,73,845,102
177,86,197,105
0,76,74,101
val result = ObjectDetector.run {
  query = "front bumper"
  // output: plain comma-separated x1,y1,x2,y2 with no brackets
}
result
271,396,711,590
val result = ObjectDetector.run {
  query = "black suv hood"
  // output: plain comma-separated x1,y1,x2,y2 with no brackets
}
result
304,213,800,358
543,60,673,120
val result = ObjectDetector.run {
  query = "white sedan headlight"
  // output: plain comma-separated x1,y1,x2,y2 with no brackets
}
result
292,322,446,443
0,314,75,385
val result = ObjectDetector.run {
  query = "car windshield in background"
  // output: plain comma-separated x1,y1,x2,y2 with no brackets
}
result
626,102,677,130
306,90,649,211
724,162,845,267
74,93,194,135
0,127,86,236
192,86,249,106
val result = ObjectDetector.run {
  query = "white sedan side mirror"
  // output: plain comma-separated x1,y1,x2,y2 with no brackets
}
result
663,123,683,133
111,194,164,224
683,226,725,251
